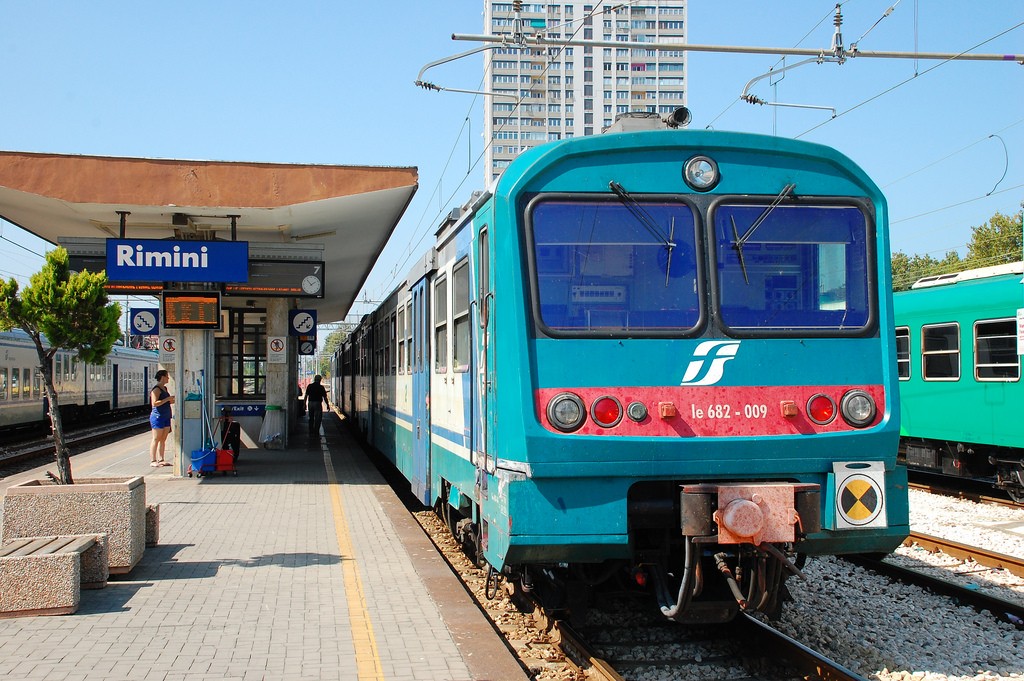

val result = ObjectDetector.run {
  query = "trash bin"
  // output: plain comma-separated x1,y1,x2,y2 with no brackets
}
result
259,405,285,450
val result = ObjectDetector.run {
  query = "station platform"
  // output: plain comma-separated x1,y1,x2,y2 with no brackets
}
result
0,414,529,681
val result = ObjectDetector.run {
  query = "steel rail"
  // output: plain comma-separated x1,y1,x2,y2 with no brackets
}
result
847,554,1024,628
907,531,1024,579
555,620,624,681
735,612,871,681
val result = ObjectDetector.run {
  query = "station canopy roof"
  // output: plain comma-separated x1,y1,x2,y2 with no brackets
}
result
0,150,418,323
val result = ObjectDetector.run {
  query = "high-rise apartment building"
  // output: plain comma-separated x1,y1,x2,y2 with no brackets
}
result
483,2,687,182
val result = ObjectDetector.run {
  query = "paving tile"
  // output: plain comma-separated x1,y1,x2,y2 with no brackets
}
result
0,415,526,680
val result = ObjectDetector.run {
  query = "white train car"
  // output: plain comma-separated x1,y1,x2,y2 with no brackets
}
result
0,330,158,431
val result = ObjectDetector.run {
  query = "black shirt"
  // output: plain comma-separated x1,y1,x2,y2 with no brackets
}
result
304,383,328,409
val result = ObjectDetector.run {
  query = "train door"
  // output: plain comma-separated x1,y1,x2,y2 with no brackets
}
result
410,277,432,504
473,225,496,475
111,363,120,410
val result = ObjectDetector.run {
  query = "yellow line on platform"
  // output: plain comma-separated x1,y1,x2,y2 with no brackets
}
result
323,439,385,681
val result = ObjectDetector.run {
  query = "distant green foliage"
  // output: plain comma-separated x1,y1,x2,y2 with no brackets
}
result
891,208,1023,291
965,211,1023,267
0,248,121,483
317,327,349,378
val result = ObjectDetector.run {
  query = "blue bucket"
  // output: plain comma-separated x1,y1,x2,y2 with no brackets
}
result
190,448,216,472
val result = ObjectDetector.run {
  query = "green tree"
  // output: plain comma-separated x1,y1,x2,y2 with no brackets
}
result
891,207,1023,290
317,327,349,378
963,210,1023,268
890,250,962,291
0,248,121,484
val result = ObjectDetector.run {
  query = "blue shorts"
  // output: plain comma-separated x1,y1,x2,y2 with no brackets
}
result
150,410,171,429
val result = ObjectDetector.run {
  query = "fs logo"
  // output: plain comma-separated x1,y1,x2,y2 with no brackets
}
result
680,340,741,386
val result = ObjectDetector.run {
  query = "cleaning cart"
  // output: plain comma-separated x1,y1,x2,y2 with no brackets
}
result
188,372,237,477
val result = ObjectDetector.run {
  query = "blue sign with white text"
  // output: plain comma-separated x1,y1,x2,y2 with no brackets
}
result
106,239,249,282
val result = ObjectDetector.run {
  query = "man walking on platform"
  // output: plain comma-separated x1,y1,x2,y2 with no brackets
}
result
304,374,329,437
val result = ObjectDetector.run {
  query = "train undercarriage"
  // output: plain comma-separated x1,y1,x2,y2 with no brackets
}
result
439,479,821,624
902,437,1024,503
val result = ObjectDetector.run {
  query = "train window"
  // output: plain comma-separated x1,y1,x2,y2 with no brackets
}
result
453,259,471,372
895,327,911,380
478,227,490,330
34,369,42,398
398,306,406,374
71,357,78,382
415,292,424,373
434,276,448,373
0,368,7,400
405,302,413,372
922,323,960,381
715,203,872,334
529,198,699,334
8,368,17,400
390,313,397,376
975,318,1019,382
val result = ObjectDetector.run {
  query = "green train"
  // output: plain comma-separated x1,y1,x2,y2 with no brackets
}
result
893,262,1024,501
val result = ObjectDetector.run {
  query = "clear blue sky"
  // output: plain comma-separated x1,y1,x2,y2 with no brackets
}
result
0,1,1021,323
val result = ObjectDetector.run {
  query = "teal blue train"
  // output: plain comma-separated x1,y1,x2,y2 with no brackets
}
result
894,262,1024,502
334,111,910,623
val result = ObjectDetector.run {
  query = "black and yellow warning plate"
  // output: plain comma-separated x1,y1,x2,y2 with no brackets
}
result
833,462,887,529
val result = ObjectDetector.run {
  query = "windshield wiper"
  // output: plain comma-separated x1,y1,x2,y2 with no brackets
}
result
731,183,796,284
610,180,677,282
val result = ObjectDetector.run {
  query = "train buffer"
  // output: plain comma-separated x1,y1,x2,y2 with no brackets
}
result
0,534,109,618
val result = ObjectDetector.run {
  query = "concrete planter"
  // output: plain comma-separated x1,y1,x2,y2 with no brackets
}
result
2,476,146,574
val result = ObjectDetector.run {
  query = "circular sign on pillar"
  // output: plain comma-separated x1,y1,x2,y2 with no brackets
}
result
268,336,287,364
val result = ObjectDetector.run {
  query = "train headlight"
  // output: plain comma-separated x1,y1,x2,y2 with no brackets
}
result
547,392,586,432
626,401,648,422
683,155,720,191
807,393,837,425
591,395,623,428
840,390,877,428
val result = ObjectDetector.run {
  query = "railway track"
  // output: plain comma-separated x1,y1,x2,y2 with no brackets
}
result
906,531,1024,579
0,417,150,476
413,503,870,680
847,533,1024,629
557,606,870,681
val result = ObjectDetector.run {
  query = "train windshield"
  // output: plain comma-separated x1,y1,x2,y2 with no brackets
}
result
529,198,700,334
714,203,873,333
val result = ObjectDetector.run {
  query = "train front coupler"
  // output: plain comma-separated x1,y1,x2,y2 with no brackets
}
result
989,455,1024,502
651,481,820,622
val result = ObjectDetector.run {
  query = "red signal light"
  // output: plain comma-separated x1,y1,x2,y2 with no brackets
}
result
807,394,837,425
591,396,623,428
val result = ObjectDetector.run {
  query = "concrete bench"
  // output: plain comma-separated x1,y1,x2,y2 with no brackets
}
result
0,534,109,618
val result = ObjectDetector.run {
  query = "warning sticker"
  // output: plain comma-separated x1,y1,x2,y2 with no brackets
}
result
838,474,882,525
833,462,887,529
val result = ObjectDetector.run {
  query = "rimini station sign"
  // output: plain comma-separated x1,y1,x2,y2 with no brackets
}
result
105,238,249,283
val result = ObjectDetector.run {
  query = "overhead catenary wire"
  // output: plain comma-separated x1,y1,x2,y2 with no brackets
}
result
882,117,1024,188
795,20,1024,139
890,182,1024,226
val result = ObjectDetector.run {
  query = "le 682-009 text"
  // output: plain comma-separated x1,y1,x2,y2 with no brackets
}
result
690,404,769,419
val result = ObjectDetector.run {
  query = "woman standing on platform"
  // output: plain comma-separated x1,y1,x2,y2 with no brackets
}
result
149,369,175,467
